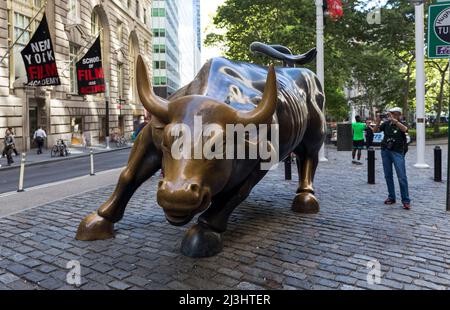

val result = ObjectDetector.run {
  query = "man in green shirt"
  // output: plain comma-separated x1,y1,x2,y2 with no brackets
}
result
352,115,365,164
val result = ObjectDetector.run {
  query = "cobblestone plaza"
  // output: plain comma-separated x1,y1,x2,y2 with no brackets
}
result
0,145,449,290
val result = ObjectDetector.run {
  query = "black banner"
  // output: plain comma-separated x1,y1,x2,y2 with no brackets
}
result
76,36,105,95
21,13,60,86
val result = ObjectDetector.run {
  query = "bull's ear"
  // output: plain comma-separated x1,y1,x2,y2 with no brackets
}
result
136,55,170,123
234,65,277,126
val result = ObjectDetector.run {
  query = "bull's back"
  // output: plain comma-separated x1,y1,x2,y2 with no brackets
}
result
172,57,325,157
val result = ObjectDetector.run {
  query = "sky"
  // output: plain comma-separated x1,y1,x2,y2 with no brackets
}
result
200,0,226,64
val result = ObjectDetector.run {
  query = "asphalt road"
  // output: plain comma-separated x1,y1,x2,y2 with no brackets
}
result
0,148,131,194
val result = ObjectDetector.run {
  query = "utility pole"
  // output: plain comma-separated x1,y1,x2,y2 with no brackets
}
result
316,0,328,162
413,0,429,168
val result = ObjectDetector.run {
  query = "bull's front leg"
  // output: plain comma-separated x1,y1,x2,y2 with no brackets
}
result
76,125,162,241
291,152,320,214
181,169,267,258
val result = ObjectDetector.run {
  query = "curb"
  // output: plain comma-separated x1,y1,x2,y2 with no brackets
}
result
0,146,132,171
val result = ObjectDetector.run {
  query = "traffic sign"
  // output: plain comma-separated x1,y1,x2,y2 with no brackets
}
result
428,1,450,58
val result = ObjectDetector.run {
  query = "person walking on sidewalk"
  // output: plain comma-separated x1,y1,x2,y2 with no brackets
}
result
3,130,15,165
352,115,365,165
374,107,411,210
33,126,47,155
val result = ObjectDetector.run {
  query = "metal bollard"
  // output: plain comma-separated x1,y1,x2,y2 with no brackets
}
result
368,147,375,184
434,146,442,182
284,154,292,180
17,153,26,192
89,149,95,176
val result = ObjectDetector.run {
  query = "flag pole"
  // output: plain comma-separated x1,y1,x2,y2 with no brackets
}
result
60,28,104,75
0,1,48,65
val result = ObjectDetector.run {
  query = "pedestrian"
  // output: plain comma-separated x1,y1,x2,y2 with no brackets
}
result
33,126,47,155
364,119,374,149
3,130,15,165
374,107,410,210
351,115,365,165
7,127,19,156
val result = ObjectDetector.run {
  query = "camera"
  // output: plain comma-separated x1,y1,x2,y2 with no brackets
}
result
386,138,396,150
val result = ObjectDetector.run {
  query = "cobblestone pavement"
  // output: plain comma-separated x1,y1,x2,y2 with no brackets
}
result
0,144,449,290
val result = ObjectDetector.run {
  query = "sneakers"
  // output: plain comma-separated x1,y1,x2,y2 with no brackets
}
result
402,203,411,210
352,160,363,165
384,198,411,210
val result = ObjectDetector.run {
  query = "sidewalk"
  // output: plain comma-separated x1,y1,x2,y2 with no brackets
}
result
0,144,132,170
0,144,449,290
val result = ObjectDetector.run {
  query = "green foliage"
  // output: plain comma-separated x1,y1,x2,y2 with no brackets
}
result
409,126,448,140
205,0,447,122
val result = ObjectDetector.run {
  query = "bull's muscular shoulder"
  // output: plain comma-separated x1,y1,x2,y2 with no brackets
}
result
170,57,318,111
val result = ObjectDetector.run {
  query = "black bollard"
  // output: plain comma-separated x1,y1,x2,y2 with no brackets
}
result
434,146,442,182
284,154,292,180
368,147,375,184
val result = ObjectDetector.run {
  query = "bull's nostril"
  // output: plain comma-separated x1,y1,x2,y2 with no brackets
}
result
189,183,200,192
158,180,164,188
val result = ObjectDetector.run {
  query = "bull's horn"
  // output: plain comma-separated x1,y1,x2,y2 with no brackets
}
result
136,55,169,123
235,65,277,125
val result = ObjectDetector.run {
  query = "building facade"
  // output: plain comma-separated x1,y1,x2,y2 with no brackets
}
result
151,0,201,98
0,0,153,151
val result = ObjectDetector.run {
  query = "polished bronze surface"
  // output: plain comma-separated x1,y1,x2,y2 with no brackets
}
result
76,49,326,257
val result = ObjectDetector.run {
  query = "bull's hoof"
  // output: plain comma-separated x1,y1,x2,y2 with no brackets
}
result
291,192,320,214
76,212,114,241
181,223,223,258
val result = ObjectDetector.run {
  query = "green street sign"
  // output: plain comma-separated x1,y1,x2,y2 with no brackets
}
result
428,1,450,58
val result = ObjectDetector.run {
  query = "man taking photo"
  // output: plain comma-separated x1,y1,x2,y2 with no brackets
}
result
374,107,410,210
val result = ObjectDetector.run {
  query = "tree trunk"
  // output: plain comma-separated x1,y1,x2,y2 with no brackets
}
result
434,69,447,136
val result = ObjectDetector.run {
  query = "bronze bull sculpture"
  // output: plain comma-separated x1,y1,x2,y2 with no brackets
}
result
76,46,326,257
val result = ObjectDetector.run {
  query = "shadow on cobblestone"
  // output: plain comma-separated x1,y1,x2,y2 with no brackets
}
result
0,145,449,290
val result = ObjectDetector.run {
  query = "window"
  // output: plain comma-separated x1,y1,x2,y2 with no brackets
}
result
71,117,83,134
153,76,167,86
151,8,166,17
127,0,131,8
118,63,124,99
143,8,147,24
136,1,140,18
34,0,42,7
144,40,149,54
153,44,166,53
153,61,166,70
129,37,137,102
69,44,79,93
13,12,31,79
152,29,165,37
117,22,123,44
68,0,80,23
91,11,100,35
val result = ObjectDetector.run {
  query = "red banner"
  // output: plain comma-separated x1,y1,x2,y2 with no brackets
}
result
327,0,344,20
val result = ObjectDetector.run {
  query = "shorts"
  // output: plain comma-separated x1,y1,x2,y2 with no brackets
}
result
353,140,364,149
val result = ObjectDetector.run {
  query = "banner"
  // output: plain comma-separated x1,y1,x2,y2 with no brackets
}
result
76,36,105,95
327,0,344,20
21,13,60,86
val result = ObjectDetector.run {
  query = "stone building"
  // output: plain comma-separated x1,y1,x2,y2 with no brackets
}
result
0,0,153,151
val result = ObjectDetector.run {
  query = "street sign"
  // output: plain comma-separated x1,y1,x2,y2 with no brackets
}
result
428,1,450,58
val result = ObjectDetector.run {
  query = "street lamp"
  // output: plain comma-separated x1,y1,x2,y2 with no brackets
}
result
316,0,328,162
412,0,429,168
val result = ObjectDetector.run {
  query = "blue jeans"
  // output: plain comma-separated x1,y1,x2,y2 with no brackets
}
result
381,149,410,204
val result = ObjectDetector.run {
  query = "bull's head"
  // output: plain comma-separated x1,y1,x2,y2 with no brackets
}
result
136,55,277,226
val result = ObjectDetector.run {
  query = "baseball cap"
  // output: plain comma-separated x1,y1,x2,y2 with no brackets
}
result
388,107,402,113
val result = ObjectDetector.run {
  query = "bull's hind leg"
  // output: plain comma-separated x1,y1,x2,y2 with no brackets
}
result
76,125,162,240
291,151,320,214
181,169,267,257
